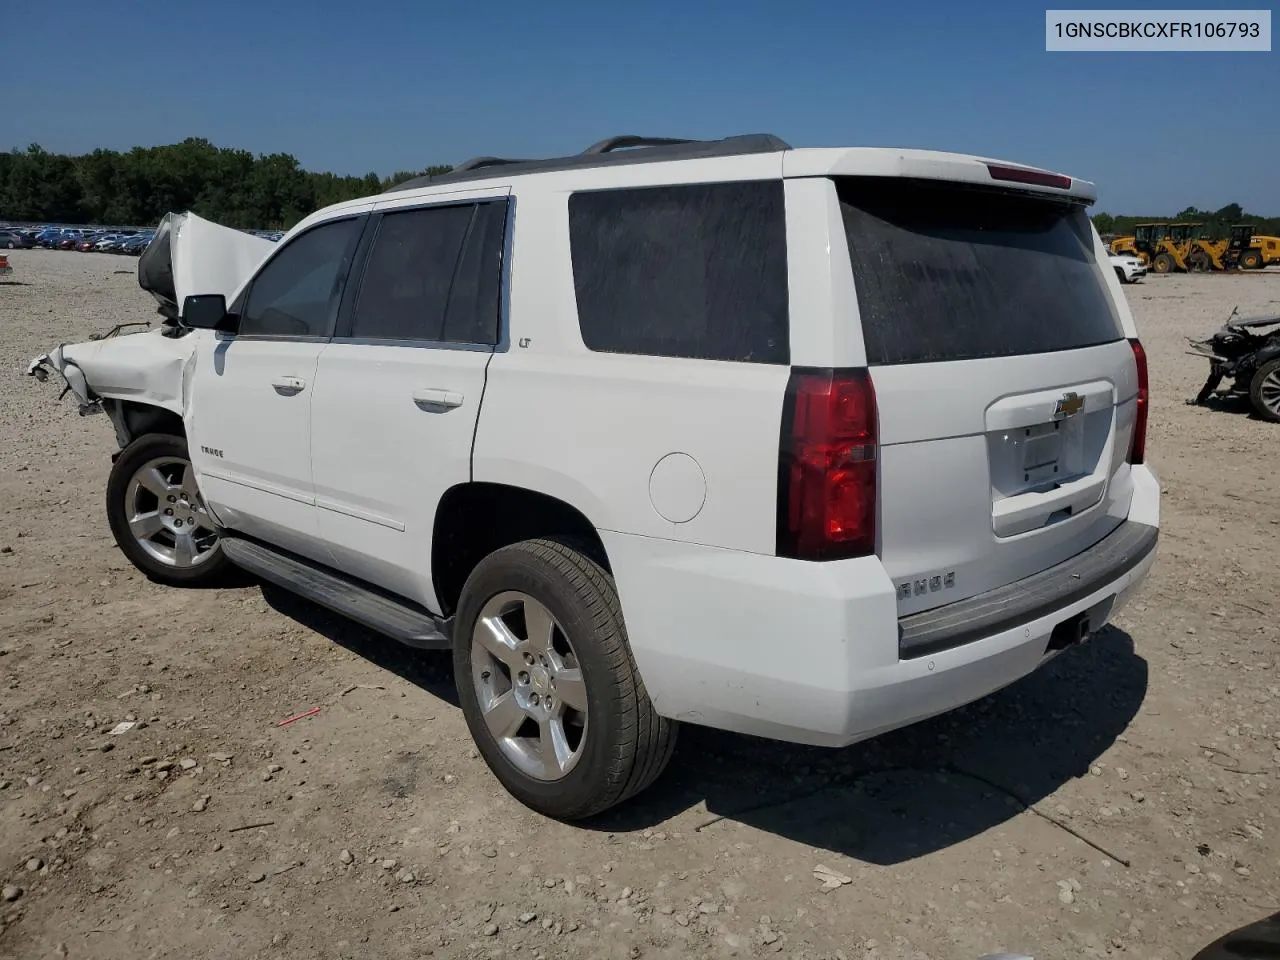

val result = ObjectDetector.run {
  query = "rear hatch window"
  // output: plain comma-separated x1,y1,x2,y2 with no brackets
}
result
836,177,1122,365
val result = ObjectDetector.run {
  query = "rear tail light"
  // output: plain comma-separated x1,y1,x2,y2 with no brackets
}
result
777,368,878,561
1128,338,1148,464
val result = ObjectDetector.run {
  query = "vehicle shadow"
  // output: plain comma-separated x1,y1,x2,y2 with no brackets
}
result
1189,394,1267,420
258,582,459,707
253,579,1145,865
589,625,1148,866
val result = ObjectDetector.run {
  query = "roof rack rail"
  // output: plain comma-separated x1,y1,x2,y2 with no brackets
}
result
383,133,792,194
450,156,530,174
581,135,696,155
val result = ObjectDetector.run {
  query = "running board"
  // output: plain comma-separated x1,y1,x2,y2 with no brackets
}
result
220,537,451,650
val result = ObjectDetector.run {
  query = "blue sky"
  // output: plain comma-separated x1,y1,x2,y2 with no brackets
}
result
7,0,1276,213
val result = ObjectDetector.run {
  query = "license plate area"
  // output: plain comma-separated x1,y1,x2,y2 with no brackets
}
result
1020,422,1063,485
1002,415,1086,494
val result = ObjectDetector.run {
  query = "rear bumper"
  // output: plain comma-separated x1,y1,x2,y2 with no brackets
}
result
606,463,1160,748
899,519,1157,660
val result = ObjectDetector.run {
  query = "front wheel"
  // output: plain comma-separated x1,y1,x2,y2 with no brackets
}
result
105,432,231,586
453,539,677,820
1114,267,1129,284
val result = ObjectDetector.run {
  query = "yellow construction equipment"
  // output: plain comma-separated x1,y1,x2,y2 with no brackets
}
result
1247,233,1280,268
1116,222,1191,273
1178,222,1232,272
1223,225,1270,270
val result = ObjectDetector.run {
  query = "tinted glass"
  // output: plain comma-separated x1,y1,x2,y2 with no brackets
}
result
350,204,474,341
441,201,507,345
240,218,359,338
837,177,1122,365
568,180,789,364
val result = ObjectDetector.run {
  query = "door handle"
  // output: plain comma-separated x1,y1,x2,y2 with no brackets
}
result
412,388,464,409
272,376,306,394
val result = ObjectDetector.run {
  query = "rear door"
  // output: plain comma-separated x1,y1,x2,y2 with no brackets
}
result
834,175,1141,616
309,191,508,612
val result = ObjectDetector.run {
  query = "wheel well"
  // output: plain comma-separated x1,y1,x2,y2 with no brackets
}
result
431,483,609,619
110,400,186,445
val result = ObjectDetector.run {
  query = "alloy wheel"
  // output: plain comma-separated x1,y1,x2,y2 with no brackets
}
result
471,591,589,781
124,457,218,568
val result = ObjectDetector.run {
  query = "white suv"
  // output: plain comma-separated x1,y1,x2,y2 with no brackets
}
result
1109,251,1148,284
30,134,1160,820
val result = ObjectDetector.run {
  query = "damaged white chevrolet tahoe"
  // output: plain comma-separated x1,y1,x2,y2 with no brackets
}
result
29,134,1160,820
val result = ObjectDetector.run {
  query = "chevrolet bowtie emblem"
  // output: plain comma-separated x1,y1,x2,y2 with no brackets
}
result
1053,391,1084,419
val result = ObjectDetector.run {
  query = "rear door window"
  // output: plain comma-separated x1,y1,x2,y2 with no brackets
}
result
837,177,1122,365
568,180,789,364
348,200,506,345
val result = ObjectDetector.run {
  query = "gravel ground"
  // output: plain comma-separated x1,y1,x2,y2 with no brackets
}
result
1,250,1279,960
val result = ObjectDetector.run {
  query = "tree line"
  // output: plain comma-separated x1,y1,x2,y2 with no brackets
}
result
0,138,450,230
2,139,1277,237
1092,206,1280,239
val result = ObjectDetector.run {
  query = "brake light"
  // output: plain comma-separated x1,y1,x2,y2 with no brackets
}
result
777,368,878,560
1128,338,1148,464
986,163,1072,191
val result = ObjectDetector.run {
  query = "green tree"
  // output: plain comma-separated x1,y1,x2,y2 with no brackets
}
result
0,140,454,229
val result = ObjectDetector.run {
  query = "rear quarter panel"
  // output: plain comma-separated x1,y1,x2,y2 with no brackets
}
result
472,159,790,554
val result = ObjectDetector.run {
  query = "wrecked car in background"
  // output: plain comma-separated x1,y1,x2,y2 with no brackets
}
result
1187,309,1280,422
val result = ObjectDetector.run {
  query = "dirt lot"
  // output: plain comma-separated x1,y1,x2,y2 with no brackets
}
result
1,250,1278,960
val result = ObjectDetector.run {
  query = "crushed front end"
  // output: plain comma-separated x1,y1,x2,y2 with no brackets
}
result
1186,311,1280,421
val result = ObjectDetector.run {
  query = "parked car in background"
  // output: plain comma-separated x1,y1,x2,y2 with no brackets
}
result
0,229,35,249
1109,252,1147,284
122,233,154,255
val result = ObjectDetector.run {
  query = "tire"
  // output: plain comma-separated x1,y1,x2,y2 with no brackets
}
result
1249,358,1280,423
1152,253,1175,274
1241,250,1264,270
1188,252,1211,273
105,432,231,586
1114,267,1129,284
453,538,678,820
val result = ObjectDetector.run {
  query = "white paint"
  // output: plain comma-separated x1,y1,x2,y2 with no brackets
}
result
648,453,707,524
31,138,1163,754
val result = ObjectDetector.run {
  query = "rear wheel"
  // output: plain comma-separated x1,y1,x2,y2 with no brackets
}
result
1249,358,1280,423
1188,251,1211,272
453,539,677,820
106,432,230,585
1240,250,1264,270
1152,253,1175,274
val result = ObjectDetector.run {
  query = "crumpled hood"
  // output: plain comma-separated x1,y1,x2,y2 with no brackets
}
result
140,211,275,318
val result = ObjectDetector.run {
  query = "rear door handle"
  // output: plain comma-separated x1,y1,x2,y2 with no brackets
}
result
272,376,306,394
412,388,464,409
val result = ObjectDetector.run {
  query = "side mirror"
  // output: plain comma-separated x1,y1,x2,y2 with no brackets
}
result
181,294,238,333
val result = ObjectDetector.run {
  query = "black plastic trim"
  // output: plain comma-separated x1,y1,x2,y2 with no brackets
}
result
220,535,451,650
898,520,1158,660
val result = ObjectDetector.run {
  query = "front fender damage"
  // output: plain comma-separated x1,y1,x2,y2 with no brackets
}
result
28,208,272,446
28,328,199,448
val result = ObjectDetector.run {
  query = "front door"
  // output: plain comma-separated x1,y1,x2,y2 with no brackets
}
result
187,213,367,562
309,193,509,611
